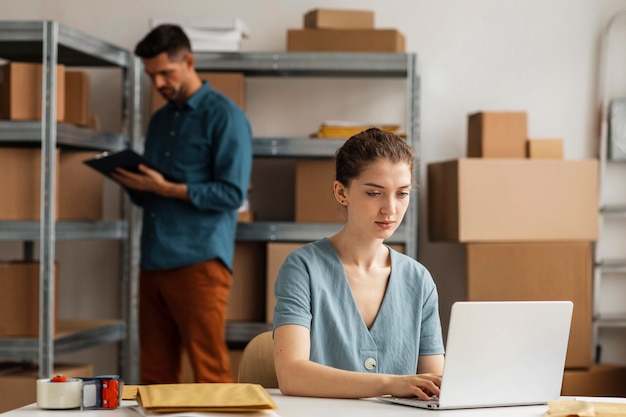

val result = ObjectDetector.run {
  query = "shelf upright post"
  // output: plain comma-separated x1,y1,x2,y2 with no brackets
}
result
121,55,143,384
39,20,59,378
406,53,419,260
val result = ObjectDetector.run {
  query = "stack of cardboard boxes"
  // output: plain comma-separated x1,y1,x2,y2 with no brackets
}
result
287,8,405,53
0,62,100,412
428,111,626,396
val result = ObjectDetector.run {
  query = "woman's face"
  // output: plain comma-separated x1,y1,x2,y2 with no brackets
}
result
342,158,412,241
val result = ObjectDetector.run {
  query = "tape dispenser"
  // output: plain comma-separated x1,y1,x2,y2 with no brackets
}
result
37,374,123,410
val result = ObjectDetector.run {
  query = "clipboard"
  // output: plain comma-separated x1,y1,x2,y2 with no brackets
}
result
83,149,182,183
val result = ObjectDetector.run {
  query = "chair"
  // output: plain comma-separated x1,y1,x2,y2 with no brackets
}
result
237,331,278,388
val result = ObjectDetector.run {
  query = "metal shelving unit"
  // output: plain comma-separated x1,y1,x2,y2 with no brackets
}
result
198,52,420,258
129,52,419,381
0,21,137,379
593,11,626,363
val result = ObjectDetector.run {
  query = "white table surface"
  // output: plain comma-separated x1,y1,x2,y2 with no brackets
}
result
2,389,625,417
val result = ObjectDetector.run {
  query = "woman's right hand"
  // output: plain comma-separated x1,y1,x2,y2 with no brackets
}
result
384,373,442,400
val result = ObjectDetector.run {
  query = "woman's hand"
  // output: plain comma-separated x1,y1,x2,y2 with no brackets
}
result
384,373,442,400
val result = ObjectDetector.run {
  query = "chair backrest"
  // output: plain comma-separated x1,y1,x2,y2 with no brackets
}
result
237,331,278,388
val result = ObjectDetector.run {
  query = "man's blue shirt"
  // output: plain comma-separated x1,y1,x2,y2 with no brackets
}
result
133,81,252,271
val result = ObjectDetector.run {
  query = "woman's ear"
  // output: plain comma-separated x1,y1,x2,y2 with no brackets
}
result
333,180,348,206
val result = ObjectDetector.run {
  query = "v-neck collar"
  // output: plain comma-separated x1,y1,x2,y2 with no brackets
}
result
321,238,395,335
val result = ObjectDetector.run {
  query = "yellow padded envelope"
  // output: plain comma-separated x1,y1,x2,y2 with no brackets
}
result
136,383,277,413
544,400,626,417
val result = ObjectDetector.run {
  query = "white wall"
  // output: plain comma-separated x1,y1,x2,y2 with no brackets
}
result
2,0,626,373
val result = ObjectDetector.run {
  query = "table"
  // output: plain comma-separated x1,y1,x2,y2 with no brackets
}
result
2,389,625,416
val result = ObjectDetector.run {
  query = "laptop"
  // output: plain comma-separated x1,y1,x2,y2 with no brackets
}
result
377,301,573,410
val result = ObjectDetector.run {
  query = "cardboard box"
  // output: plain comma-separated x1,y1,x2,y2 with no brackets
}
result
466,242,592,368
0,262,59,337
0,62,65,121
467,112,527,158
64,71,91,126
287,29,405,53
0,148,103,221
295,159,342,223
0,362,93,413
58,150,103,220
562,364,626,396
526,138,564,159
427,158,599,242
151,72,245,113
228,242,265,321
0,148,60,220
304,8,374,29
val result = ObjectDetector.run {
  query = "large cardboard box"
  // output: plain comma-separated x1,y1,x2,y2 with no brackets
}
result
526,138,564,159
287,29,405,53
0,148,103,221
295,159,342,223
0,62,65,121
466,242,592,368
0,262,59,337
64,70,91,126
0,362,93,413
228,242,265,321
58,150,103,220
467,112,527,158
304,8,374,29
0,148,60,220
151,72,245,113
562,364,626,396
427,158,599,242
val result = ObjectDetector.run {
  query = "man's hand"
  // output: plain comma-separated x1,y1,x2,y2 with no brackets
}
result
111,164,189,201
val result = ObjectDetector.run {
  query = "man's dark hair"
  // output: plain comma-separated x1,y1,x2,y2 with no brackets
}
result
134,24,192,59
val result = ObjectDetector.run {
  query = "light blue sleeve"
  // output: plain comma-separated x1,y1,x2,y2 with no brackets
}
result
273,252,313,330
418,269,445,355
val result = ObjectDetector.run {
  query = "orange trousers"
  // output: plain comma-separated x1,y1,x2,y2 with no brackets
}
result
139,259,233,384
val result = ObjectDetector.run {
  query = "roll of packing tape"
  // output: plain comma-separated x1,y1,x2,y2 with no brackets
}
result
36,377,83,409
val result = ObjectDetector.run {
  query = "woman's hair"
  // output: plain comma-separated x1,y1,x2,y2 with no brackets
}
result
134,24,192,59
335,127,415,186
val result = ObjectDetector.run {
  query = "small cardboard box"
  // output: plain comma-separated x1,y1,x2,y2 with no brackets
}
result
526,138,564,159
304,8,374,29
0,148,59,220
58,150,103,220
151,72,245,113
0,362,93,413
228,242,265,321
64,71,91,126
467,112,527,158
466,242,592,369
287,29,405,53
295,159,342,223
562,364,626,396
0,262,58,337
427,158,599,242
0,62,65,121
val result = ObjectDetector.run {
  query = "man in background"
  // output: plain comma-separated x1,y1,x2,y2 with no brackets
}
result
113,24,252,383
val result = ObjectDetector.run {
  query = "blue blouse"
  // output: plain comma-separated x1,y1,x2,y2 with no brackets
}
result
273,238,445,374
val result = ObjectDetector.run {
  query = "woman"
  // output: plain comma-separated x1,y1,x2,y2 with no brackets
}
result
273,127,445,399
